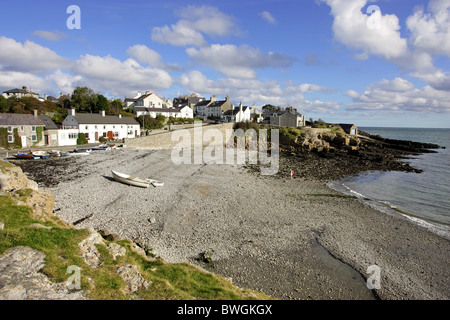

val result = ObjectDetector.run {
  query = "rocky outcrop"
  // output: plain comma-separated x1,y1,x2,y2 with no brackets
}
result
78,228,106,268
0,246,88,300
0,163,38,192
116,264,151,293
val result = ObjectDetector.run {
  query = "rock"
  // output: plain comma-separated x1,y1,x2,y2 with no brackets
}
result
116,264,151,293
29,223,52,230
0,165,38,192
107,243,126,260
98,229,121,241
78,228,105,268
0,246,87,300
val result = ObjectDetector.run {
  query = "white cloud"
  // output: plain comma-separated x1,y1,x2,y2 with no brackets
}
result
0,71,49,93
126,44,183,72
406,0,450,57
31,30,67,41
72,54,173,96
152,5,238,47
152,21,208,47
345,77,450,113
186,44,295,79
321,0,407,61
260,11,276,25
177,70,340,114
0,36,70,72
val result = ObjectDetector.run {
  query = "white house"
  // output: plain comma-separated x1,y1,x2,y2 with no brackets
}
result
134,106,193,119
222,104,251,122
62,109,140,143
124,91,169,110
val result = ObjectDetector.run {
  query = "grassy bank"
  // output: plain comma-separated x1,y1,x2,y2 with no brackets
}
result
0,164,271,300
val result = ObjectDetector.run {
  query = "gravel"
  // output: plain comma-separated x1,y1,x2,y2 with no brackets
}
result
21,148,449,300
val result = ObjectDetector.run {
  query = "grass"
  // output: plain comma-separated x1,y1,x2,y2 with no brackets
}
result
0,192,271,300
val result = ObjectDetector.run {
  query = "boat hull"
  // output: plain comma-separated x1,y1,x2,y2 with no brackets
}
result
111,170,150,188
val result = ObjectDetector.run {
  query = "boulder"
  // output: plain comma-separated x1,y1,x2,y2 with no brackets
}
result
0,165,38,192
78,229,105,268
116,264,151,293
0,246,87,300
107,243,126,260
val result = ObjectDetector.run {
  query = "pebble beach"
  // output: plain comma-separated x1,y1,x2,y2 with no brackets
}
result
12,147,450,300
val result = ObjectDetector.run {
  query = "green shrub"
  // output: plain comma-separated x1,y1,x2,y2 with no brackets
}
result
77,133,88,145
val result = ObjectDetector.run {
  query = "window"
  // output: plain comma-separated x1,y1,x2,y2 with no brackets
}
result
85,126,88,130
114,132,119,138
32,126,36,132
8,135,13,143
69,133,77,139
20,126,24,132
31,135,37,142
7,126,12,133
84,133,89,139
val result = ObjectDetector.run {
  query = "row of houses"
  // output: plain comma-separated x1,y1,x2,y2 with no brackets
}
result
0,109,141,149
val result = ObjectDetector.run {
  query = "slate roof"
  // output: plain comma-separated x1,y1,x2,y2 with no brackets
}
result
38,115,59,129
0,113,44,126
134,107,183,113
71,113,139,125
3,88,38,95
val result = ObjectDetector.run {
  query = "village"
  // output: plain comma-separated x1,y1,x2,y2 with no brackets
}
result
0,86,358,150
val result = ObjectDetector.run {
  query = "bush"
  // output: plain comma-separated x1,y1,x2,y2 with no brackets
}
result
77,133,88,145
99,136,107,143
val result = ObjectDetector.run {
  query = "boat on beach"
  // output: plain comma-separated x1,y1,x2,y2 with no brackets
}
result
13,153,33,159
92,145,111,151
74,148,92,153
111,170,164,188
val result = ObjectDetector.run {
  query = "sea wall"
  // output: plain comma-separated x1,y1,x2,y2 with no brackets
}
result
124,123,235,149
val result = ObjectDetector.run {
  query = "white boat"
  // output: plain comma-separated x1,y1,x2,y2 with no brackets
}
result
111,170,164,188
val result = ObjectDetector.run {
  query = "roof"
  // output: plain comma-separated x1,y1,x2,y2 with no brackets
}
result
38,115,59,129
0,113,44,126
134,107,182,113
3,88,38,95
338,123,357,130
194,100,211,107
71,113,140,125
223,106,249,115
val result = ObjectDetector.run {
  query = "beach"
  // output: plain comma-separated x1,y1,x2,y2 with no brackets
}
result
11,148,450,300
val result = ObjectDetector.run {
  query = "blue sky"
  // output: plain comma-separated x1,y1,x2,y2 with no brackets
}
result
0,0,449,127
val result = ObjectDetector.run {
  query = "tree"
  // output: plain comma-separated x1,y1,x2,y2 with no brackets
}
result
0,96,8,113
262,104,277,112
94,94,109,113
109,99,123,114
71,87,97,112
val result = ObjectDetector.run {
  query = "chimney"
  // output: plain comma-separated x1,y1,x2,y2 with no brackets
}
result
226,95,230,102
211,95,216,102
145,91,150,95
100,110,105,117
118,114,122,118
22,86,27,92
68,109,76,116
44,94,47,100
33,110,38,117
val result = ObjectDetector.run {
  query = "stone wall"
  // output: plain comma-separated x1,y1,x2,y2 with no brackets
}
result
124,122,235,149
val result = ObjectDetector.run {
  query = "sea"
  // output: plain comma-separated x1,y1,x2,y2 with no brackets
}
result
328,127,450,239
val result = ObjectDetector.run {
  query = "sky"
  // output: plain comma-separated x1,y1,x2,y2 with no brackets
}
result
0,0,449,128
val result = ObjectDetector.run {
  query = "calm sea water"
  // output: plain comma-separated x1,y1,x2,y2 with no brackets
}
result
328,127,450,239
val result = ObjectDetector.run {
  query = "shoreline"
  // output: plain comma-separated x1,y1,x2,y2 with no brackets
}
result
9,148,449,300
327,178,450,241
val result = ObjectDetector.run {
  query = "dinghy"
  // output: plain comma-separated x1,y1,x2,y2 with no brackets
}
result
111,170,164,188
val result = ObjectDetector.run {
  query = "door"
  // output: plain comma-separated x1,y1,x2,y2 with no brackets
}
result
21,136,27,147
